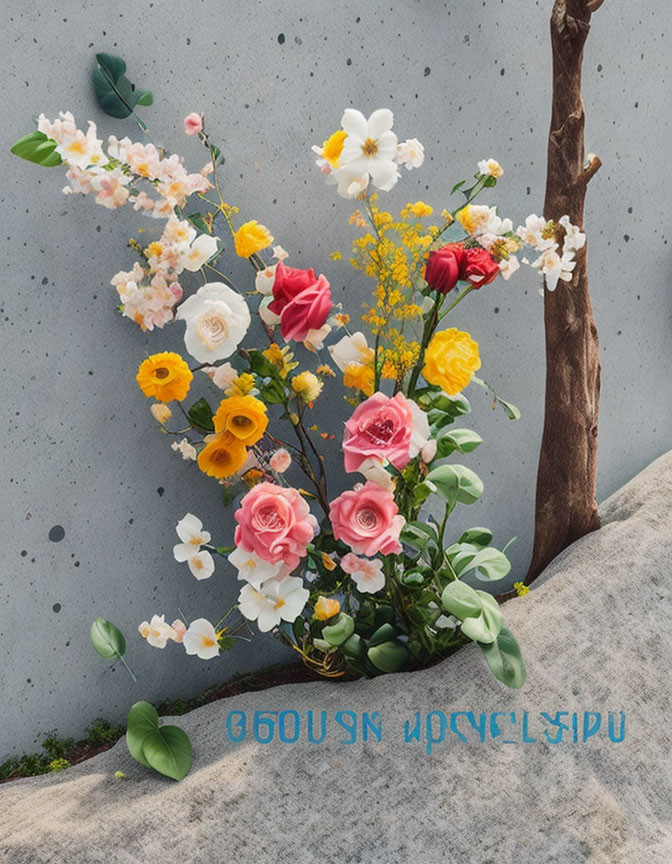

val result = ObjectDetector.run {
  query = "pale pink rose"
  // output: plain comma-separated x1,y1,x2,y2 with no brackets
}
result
184,112,203,136
340,553,385,594
329,481,404,557
203,362,238,390
269,448,292,474
170,619,187,643
343,392,414,473
234,482,318,570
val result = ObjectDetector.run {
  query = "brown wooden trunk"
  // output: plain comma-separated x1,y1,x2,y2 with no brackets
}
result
524,0,604,587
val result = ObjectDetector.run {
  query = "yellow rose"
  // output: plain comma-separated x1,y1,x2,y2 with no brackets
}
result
422,328,481,396
233,220,274,259
313,596,341,621
136,352,193,403
197,432,248,479
213,395,268,447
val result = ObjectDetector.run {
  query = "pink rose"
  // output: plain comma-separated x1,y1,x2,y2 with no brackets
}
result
329,482,405,557
234,482,318,570
343,391,431,474
184,112,203,136
268,262,332,342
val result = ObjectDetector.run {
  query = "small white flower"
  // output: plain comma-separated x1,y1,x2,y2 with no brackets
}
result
138,614,177,649
202,362,238,391
228,547,285,589
269,448,292,475
272,245,289,261
516,214,555,251
176,282,251,364
328,331,374,372
421,439,438,464
359,457,395,491
258,296,282,327
238,576,309,633
559,215,586,254
396,138,425,170
530,246,576,292
303,324,332,352
173,514,211,560
181,234,219,272
499,255,521,281
171,438,197,461
183,618,220,659
477,158,503,178
341,554,385,594
339,108,400,192
186,550,215,580
255,265,277,296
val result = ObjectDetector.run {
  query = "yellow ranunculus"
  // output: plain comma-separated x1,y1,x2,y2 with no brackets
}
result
422,328,481,396
197,432,248,479
233,220,274,259
291,371,323,404
343,362,374,397
213,395,268,446
136,352,193,403
313,596,341,621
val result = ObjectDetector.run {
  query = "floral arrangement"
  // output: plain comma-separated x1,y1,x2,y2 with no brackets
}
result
14,59,586,689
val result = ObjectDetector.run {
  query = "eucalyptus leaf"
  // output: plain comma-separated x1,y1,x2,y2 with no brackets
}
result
426,464,484,507
11,131,62,167
90,617,126,659
367,641,409,673
495,397,521,421
479,627,526,688
93,52,153,119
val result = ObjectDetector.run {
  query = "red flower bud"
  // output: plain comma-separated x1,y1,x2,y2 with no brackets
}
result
461,247,500,287
424,244,468,294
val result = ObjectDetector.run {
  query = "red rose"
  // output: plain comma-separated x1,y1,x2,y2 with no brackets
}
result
461,248,500,287
424,244,468,294
269,262,318,309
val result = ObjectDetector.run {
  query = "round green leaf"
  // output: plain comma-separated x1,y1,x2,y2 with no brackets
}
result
126,701,159,769
341,633,362,659
141,725,192,781
90,617,126,659
367,641,409,673
93,52,152,119
478,627,526,688
458,527,493,548
425,464,484,507
322,613,355,647
469,547,512,581
11,131,62,167
441,580,482,619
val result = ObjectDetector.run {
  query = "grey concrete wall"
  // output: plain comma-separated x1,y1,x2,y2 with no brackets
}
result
1,0,670,755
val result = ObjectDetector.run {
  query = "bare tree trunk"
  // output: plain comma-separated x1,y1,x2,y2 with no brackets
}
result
524,0,604,587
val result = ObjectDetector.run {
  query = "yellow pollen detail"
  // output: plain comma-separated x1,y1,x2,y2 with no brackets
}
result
68,140,87,155
192,557,204,569
362,138,378,156
275,598,286,610
201,635,216,648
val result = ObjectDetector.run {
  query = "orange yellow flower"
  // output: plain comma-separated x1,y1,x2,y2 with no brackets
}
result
197,432,248,479
233,220,274,259
313,596,341,621
136,352,193,402
213,395,268,446
291,371,323,403
422,328,481,396
321,129,347,169
343,362,374,397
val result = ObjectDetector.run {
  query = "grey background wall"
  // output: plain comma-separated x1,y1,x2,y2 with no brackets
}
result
2,0,670,756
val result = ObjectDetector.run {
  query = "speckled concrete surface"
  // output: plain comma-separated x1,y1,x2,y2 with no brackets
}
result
1,0,671,755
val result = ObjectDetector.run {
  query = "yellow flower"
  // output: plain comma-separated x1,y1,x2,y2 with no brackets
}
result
262,343,298,378
513,581,530,597
329,250,342,261
316,363,336,377
213,395,268,446
422,328,481,396
233,220,274,259
136,352,193,403
226,373,256,397
343,362,374,396
441,209,455,226
321,552,337,571
150,403,172,424
145,241,163,258
455,204,488,235
313,596,341,621
403,201,433,219
291,371,323,403
321,129,347,169
197,432,248,479
243,468,265,488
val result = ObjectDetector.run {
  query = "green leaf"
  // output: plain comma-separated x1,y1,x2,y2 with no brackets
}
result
188,397,215,432
400,522,438,556
441,580,483,620
90,617,126,660
368,623,397,647
467,547,511,581
341,633,362,659
322,613,355,647
141,725,192,780
186,213,210,234
259,379,286,404
367,641,409,673
458,527,493,547
426,464,484,507
435,428,483,459
496,397,521,421
441,582,503,644
247,350,278,378
222,480,246,507
479,627,526,689
450,180,466,195
10,131,62,167
125,701,158,769
93,52,152,119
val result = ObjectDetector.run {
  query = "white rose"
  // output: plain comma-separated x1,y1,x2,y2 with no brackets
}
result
328,331,374,372
176,282,250,364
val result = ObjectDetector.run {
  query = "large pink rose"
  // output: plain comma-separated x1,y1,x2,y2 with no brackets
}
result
329,482,405,557
234,482,318,570
268,262,332,342
343,391,431,474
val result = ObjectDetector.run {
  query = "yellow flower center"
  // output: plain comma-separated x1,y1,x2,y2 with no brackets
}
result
233,415,253,429
201,635,216,648
191,557,204,570
67,140,86,155
189,535,203,546
362,137,378,156
275,598,286,610
154,367,170,380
